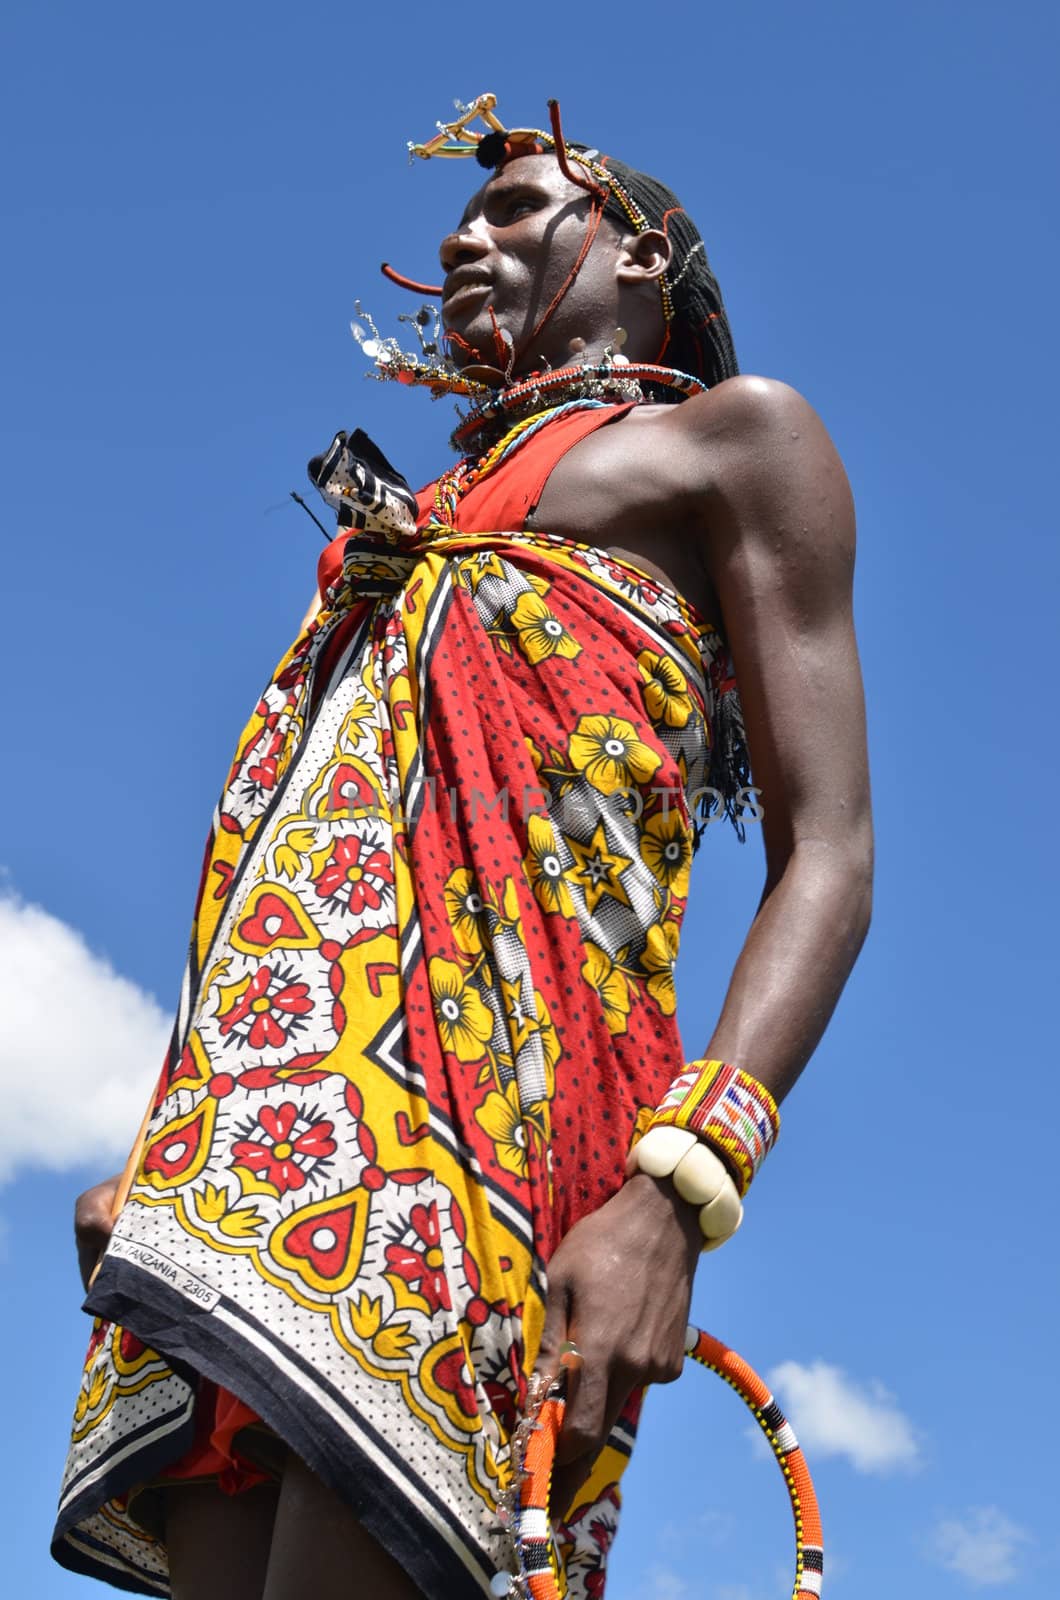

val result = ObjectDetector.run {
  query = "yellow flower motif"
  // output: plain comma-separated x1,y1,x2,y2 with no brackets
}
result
641,920,679,1016
475,1079,541,1179
535,991,562,1098
192,1181,229,1225
638,649,693,728
500,875,524,931
373,1318,418,1362
460,550,508,592
351,1292,383,1340
429,957,494,1061
217,1206,265,1239
640,807,694,895
499,974,541,1056
523,813,575,918
273,825,318,882
568,714,662,792
339,698,375,743
510,591,581,665
566,818,634,915
273,844,302,881
580,944,631,1036
443,867,489,953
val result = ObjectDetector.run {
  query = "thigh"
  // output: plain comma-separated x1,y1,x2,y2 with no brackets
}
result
263,1450,421,1600
165,1480,281,1600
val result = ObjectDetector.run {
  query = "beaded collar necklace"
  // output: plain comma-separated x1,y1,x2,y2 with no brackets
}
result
448,357,705,455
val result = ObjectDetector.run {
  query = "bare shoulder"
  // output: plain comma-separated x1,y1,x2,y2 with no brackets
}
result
675,374,846,474
664,374,855,552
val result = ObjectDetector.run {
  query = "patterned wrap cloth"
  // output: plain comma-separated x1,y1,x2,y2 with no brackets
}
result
53,405,741,1598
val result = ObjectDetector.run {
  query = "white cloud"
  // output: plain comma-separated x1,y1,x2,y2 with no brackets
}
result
930,1507,1031,1587
0,890,170,1184
767,1359,920,1474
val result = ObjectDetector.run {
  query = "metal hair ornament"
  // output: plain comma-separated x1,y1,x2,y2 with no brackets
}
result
407,93,605,199
408,92,513,160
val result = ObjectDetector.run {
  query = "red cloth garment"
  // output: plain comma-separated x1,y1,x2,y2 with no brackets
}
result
56,402,740,1600
156,1381,270,1494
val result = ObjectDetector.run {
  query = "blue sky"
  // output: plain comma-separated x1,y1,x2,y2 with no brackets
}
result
2,2,1057,1596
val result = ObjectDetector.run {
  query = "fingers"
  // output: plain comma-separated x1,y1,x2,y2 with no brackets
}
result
550,1368,627,1523
526,1182,697,1523
532,1278,584,1518
534,1273,571,1389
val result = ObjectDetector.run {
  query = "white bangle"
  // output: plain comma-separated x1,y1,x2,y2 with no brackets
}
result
632,1126,744,1249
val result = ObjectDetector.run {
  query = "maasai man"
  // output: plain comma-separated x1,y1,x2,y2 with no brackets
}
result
56,98,872,1600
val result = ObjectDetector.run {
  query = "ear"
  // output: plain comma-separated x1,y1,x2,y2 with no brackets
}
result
615,227,672,286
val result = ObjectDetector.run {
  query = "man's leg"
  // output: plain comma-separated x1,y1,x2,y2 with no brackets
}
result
165,1480,280,1600
263,1451,421,1599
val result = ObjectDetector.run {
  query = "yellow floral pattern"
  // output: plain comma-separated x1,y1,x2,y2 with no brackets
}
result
57,445,734,1600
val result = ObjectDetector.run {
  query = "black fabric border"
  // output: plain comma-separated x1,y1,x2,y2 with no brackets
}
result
53,1524,169,1598
59,1390,196,1510
56,1256,493,1599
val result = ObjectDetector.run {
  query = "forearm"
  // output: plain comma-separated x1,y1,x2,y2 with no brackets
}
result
699,834,873,1107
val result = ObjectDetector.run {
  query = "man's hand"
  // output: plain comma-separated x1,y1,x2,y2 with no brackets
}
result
536,1171,702,1518
75,1174,121,1291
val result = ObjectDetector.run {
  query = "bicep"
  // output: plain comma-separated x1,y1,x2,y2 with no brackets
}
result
700,382,871,869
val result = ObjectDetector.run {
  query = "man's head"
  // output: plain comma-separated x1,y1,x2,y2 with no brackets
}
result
436,137,738,388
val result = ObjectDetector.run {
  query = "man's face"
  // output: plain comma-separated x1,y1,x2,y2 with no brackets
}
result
438,154,624,374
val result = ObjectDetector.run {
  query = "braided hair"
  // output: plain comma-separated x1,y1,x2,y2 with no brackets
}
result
580,148,739,390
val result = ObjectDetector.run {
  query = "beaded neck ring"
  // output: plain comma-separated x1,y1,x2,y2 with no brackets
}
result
352,93,709,456
449,352,705,455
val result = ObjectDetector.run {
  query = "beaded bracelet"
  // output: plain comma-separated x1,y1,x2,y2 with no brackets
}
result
632,1125,743,1249
647,1059,780,1198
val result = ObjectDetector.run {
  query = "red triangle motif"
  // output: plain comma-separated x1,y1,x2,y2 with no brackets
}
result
237,892,310,949
271,1188,370,1294
326,763,376,816
143,1105,209,1181
282,1204,358,1280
